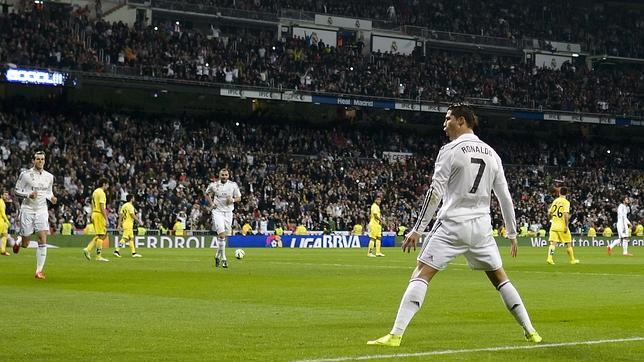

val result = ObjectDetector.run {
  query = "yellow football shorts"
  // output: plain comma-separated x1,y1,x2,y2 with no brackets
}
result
549,230,572,243
92,213,107,235
369,223,382,239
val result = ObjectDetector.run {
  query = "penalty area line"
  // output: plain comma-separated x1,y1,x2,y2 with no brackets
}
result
295,337,644,362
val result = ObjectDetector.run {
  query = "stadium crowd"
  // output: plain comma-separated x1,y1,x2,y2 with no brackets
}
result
1,5,643,116
0,107,642,237
152,0,644,58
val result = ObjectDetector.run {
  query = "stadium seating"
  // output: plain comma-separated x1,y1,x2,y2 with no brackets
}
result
0,107,641,235
148,0,644,58
1,5,643,116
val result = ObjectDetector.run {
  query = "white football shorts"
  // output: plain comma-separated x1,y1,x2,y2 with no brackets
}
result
418,216,502,271
20,210,50,236
212,210,233,235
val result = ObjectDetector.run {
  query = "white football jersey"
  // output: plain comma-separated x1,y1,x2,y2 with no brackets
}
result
412,133,517,238
14,167,55,213
617,203,630,229
205,180,241,213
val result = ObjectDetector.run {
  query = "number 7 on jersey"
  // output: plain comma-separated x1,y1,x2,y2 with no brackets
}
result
469,158,486,193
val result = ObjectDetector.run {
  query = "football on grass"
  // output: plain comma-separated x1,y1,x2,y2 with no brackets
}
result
234,249,245,259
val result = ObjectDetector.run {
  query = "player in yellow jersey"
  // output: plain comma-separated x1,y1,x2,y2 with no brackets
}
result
546,187,579,265
367,193,384,257
83,178,110,261
1,190,11,256
114,194,143,258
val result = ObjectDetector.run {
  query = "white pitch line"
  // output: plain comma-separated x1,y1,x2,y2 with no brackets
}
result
295,337,644,362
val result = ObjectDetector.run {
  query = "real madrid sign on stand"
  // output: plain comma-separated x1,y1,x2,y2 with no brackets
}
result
314,14,372,30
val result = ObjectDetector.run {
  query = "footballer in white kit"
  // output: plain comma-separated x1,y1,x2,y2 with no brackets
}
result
608,197,633,256
13,151,57,279
414,132,514,271
15,163,55,236
204,168,241,268
368,104,541,347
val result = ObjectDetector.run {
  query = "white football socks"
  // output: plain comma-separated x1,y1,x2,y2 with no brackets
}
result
36,244,47,273
390,278,428,335
497,280,535,334
610,239,631,254
218,237,227,261
622,240,629,255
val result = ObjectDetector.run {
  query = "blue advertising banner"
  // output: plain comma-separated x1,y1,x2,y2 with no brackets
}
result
111,235,396,248
281,235,395,248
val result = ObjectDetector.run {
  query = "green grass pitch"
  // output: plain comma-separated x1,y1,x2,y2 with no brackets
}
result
2,246,643,361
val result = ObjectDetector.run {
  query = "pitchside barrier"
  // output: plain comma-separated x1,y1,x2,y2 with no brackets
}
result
38,235,644,249
45,234,396,249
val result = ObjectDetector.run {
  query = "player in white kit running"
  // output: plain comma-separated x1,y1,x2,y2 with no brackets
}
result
13,151,58,280
204,168,241,268
368,104,541,346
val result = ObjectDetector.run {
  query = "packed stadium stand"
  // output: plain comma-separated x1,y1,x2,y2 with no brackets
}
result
0,105,642,236
1,2,643,115
0,0,642,236
154,0,644,57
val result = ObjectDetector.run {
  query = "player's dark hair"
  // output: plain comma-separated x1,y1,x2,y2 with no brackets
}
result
33,151,45,159
99,178,109,187
448,103,478,129
559,186,568,196
126,194,134,202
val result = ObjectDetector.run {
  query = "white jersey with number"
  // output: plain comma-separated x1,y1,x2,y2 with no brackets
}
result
412,133,517,239
205,180,241,213
14,167,55,213
617,203,630,238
